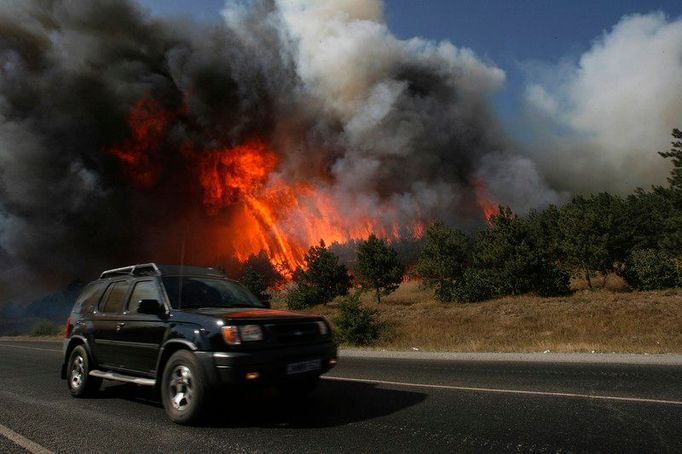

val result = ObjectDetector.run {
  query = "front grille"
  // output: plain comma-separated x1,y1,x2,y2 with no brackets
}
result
269,321,319,343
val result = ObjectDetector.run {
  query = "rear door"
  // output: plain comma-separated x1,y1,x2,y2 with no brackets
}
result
116,279,168,374
91,280,131,368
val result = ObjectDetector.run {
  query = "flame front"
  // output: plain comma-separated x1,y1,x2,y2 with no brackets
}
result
107,97,498,276
197,139,423,274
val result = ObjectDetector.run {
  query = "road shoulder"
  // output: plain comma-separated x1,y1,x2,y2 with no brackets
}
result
339,349,682,365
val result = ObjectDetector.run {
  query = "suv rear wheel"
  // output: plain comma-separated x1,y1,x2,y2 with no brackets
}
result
161,350,209,425
67,345,102,397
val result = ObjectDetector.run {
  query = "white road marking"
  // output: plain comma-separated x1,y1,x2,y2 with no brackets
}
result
0,423,54,454
0,343,60,353
323,375,682,406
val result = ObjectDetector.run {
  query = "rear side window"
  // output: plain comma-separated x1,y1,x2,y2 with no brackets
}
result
73,282,107,314
100,281,130,314
127,281,161,313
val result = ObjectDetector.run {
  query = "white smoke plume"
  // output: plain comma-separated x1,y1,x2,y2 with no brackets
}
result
524,12,682,194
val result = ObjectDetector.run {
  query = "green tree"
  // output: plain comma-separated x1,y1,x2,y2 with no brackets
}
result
240,264,271,304
624,249,681,290
474,206,569,297
558,194,626,288
526,204,564,264
355,234,404,304
238,252,285,304
659,128,682,193
655,128,682,253
287,240,351,308
415,221,470,302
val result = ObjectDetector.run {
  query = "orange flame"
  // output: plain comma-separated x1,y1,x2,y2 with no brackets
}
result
197,139,424,274
108,97,172,187
472,179,497,223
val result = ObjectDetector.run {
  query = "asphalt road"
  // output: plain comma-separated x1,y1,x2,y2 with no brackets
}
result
1,341,681,453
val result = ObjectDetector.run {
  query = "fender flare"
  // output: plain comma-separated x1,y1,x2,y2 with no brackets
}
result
61,335,93,379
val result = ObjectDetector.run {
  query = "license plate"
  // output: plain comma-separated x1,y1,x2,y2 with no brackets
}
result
286,359,321,375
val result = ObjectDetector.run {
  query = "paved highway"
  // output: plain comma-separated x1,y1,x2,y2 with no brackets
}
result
0,340,681,453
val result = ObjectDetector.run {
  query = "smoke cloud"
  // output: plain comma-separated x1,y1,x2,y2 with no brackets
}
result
0,0,558,300
524,12,682,194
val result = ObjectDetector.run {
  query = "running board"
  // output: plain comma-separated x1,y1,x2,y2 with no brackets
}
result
89,370,156,386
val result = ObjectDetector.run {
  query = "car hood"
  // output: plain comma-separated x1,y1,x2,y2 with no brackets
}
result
182,307,316,322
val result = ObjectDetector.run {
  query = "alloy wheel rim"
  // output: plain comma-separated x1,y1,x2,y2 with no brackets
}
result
70,355,85,389
169,365,193,411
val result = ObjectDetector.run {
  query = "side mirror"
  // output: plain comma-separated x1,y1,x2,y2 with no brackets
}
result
137,299,164,315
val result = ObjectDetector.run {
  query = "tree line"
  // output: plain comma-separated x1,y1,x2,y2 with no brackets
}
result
238,128,682,306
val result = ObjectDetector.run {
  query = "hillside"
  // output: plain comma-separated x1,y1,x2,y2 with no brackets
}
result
272,279,682,354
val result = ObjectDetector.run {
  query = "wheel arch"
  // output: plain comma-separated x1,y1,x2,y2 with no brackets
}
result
61,336,93,379
155,340,197,386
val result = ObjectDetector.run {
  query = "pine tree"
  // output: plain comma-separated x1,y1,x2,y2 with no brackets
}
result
558,194,625,288
415,221,470,302
356,234,404,304
240,264,270,305
659,128,682,193
289,240,351,306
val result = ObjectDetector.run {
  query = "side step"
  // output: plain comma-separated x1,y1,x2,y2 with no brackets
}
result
89,370,156,386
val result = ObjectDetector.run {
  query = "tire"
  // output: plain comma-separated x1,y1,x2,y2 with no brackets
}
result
161,350,209,425
67,345,102,397
279,376,320,399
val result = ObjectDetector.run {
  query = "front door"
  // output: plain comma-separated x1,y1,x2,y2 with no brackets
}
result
117,279,167,374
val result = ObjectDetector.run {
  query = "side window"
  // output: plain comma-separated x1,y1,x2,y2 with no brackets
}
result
127,281,161,313
100,281,130,314
74,283,107,315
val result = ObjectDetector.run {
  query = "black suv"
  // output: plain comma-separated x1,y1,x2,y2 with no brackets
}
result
61,263,337,424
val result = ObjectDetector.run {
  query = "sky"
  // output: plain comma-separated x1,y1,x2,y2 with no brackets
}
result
135,0,682,124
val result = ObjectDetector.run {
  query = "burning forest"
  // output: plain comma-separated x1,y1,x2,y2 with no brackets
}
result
0,0,559,299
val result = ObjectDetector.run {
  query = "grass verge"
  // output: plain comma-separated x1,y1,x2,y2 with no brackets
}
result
272,280,682,354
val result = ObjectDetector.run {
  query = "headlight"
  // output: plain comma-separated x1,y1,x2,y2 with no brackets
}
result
240,324,264,342
316,320,329,335
222,324,263,344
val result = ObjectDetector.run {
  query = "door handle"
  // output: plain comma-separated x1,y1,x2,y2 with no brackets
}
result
116,322,125,331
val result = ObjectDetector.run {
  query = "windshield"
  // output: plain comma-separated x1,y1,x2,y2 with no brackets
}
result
162,276,265,309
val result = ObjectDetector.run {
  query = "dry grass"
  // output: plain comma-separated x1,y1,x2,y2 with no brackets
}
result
272,280,682,353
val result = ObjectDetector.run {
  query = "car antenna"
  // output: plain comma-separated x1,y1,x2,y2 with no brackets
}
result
178,238,185,309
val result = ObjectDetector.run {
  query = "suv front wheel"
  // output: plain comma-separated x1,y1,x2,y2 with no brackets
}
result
161,350,209,425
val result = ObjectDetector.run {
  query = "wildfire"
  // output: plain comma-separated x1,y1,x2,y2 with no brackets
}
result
107,96,496,276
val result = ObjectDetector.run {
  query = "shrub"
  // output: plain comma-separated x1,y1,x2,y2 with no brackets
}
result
333,292,384,346
624,249,681,290
285,285,324,311
451,268,501,303
30,321,61,337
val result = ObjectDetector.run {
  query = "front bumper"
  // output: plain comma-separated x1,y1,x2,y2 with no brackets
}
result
203,341,337,386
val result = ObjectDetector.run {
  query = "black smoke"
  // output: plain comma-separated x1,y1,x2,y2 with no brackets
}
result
0,0,558,303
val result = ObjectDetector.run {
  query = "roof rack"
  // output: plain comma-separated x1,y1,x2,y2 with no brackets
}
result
100,263,161,279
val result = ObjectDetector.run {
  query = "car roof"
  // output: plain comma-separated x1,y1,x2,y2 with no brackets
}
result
99,263,225,280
